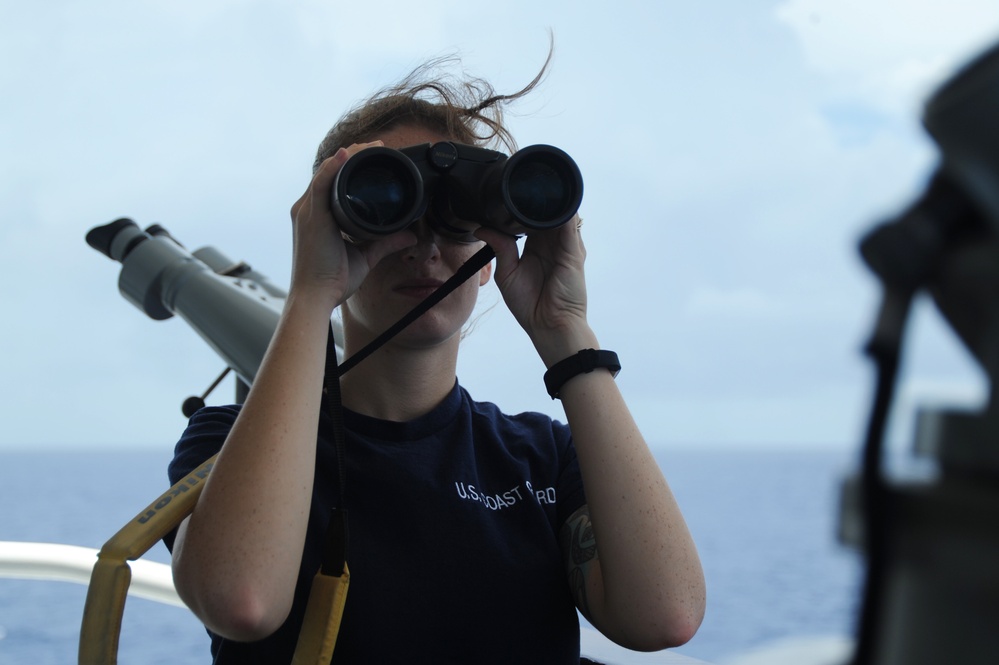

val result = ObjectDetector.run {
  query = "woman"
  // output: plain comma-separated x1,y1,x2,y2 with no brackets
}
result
165,56,705,663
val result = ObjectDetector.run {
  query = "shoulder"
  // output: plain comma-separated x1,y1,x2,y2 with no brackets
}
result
175,404,242,454
184,403,243,432
460,386,571,444
168,404,242,484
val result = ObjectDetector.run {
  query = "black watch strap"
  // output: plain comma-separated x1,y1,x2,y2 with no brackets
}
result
543,349,621,399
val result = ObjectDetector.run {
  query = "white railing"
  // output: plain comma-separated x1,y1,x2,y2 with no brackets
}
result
0,539,722,664
0,540,182,608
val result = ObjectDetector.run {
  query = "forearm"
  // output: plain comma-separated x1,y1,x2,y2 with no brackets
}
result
555,341,706,649
172,140,419,639
172,294,332,639
482,218,704,645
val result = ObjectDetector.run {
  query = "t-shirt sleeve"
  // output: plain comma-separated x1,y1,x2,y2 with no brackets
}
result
553,420,587,530
161,405,241,550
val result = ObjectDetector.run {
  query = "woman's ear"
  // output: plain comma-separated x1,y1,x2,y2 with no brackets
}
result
478,260,493,286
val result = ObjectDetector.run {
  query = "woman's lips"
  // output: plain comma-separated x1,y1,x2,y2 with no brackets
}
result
394,279,445,298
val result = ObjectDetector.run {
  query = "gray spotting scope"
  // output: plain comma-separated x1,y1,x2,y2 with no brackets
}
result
86,218,289,389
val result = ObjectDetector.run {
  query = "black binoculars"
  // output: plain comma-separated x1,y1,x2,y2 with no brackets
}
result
330,142,583,242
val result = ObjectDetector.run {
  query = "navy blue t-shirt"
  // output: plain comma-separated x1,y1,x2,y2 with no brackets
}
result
166,382,587,664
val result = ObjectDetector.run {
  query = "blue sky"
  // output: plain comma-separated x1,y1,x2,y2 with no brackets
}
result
3,0,999,451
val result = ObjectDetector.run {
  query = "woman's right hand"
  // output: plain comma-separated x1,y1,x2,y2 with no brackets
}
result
174,142,421,639
288,141,417,313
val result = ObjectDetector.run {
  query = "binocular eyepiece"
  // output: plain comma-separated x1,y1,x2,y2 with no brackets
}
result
331,142,583,242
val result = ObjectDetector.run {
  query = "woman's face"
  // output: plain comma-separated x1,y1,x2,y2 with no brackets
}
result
341,123,493,352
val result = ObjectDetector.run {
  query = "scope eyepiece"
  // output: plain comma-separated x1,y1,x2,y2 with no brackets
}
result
85,218,143,260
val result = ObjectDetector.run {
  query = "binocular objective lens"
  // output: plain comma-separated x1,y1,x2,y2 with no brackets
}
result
344,158,418,228
507,158,573,224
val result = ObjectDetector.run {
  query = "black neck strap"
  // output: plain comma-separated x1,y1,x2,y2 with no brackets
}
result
335,244,496,377
319,243,496,571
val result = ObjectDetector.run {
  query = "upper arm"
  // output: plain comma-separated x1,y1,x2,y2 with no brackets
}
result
558,503,603,624
169,516,196,605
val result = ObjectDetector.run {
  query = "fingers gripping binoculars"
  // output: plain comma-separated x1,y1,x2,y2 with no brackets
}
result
331,142,584,242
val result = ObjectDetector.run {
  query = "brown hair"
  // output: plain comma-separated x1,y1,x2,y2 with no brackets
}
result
312,48,552,173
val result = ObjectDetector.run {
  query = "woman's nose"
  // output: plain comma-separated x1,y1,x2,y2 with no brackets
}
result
402,218,441,261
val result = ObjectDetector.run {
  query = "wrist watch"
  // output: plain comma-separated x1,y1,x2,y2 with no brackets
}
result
543,349,621,399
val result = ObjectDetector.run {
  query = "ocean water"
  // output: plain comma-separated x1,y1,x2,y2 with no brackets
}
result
0,447,862,664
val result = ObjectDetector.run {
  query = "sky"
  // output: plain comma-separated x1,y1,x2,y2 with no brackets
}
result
3,0,999,452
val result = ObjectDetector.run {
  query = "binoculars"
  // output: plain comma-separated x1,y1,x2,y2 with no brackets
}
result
330,141,583,242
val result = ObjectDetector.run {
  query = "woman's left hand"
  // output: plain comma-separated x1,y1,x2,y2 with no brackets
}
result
475,215,596,365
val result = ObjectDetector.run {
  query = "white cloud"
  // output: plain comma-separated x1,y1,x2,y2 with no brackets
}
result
775,0,999,113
